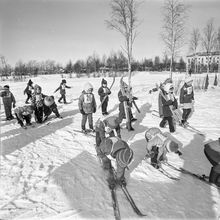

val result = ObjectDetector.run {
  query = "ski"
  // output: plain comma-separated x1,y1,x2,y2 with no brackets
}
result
111,187,121,220
72,129,95,137
120,185,147,217
164,162,220,189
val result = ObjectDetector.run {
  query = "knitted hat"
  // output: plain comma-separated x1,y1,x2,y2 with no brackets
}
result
44,96,55,107
34,84,42,93
164,83,174,93
101,78,107,85
62,79,67,84
116,148,134,168
163,78,173,85
83,82,93,93
165,140,179,153
145,127,162,142
28,79,33,85
185,77,193,84
24,105,34,114
4,85,9,89
104,116,120,129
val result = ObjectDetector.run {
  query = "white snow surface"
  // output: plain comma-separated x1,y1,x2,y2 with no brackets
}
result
0,72,220,220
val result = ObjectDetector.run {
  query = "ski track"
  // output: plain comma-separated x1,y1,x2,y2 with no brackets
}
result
0,72,220,220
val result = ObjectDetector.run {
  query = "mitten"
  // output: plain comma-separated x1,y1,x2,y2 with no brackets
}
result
93,107,96,113
80,109,85,115
118,178,126,187
132,96,138,100
13,103,16,108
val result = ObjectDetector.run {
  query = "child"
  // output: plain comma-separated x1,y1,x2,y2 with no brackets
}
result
159,83,178,133
98,78,111,115
14,105,34,129
43,96,62,120
145,127,181,169
54,79,71,104
95,115,121,148
78,82,96,133
97,136,134,189
31,84,46,123
179,77,194,126
24,79,34,104
0,85,16,120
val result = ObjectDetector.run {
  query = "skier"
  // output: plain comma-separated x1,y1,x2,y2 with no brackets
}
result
54,79,71,104
78,82,96,133
98,78,111,115
14,105,34,129
159,83,178,133
179,77,194,127
145,127,181,169
0,85,16,120
43,96,62,121
97,136,134,189
118,81,137,131
24,79,34,104
95,115,121,148
31,84,46,123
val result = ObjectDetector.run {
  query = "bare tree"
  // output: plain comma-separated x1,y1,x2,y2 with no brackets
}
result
161,0,188,78
215,27,220,73
189,28,201,73
202,18,216,73
106,0,139,87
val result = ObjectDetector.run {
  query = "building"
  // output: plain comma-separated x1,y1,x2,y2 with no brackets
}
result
187,51,220,73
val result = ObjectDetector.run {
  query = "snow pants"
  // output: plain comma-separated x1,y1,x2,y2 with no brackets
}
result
15,114,31,127
81,113,93,130
101,99,108,115
58,94,66,103
159,116,175,133
182,108,192,124
34,106,44,123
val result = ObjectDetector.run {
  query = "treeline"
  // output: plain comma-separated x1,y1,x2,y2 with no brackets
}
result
0,51,186,79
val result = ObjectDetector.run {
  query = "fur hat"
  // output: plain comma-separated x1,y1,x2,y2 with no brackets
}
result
62,79,67,84
84,82,93,93
101,78,107,85
116,148,134,168
185,77,193,84
44,96,55,107
165,140,179,153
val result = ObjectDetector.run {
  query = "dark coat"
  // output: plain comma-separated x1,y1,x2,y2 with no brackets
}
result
54,83,71,95
78,91,96,114
161,93,178,117
98,86,111,102
179,83,194,104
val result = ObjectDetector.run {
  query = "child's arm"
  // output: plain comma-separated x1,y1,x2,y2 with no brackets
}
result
65,85,71,89
54,86,60,93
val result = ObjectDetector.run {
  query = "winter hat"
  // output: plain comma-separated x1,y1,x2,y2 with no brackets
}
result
145,127,162,142
165,139,179,153
83,82,93,93
23,105,34,114
163,78,173,85
185,77,193,84
164,83,174,93
104,116,119,129
101,78,107,85
62,79,67,84
44,96,55,107
116,148,134,168
28,79,33,85
4,85,9,89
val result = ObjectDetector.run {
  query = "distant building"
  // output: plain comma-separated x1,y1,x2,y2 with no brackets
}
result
187,51,220,73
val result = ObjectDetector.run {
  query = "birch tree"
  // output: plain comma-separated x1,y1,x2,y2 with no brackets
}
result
106,0,139,87
161,0,188,78
189,28,201,73
202,18,216,73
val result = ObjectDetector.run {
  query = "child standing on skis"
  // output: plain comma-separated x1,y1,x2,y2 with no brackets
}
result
179,77,194,126
78,82,96,133
98,78,111,115
0,85,16,120
24,79,34,104
97,136,134,189
159,83,178,133
54,79,71,104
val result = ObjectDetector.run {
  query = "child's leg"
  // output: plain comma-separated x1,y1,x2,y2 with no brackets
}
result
167,116,175,132
24,115,31,125
88,113,93,130
159,117,167,128
15,113,24,127
185,109,192,122
81,114,87,130
63,95,67,104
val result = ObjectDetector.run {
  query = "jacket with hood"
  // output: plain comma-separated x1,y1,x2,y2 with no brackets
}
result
78,83,96,114
31,85,46,108
98,78,111,102
24,80,34,95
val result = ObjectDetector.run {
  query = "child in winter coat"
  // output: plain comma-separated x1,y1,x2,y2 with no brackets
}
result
95,115,121,148
14,105,34,129
78,82,96,133
43,96,62,120
118,82,137,131
24,79,34,104
159,83,178,133
145,127,181,169
31,84,46,123
97,136,134,189
0,85,16,120
98,78,111,115
179,77,194,126
54,79,71,104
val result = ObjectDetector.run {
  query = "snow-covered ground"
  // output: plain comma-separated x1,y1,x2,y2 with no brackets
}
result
0,72,220,220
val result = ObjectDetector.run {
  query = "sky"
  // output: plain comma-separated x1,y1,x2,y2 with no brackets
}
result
0,0,220,66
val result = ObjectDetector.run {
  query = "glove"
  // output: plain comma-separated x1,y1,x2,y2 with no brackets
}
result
80,109,85,115
13,103,16,108
132,96,138,100
118,178,126,187
93,107,96,113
